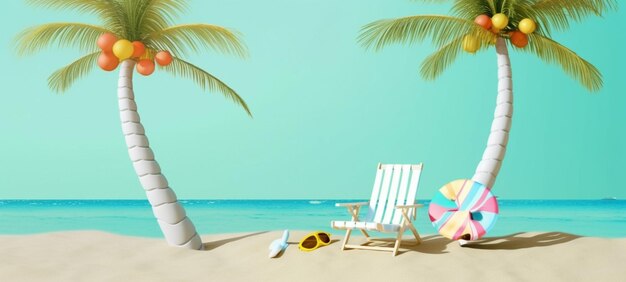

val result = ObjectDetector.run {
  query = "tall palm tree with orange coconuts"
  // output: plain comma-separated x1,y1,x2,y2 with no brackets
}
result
16,0,251,250
359,0,616,190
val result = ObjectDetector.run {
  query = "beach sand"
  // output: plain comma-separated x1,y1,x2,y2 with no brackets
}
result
1,230,624,281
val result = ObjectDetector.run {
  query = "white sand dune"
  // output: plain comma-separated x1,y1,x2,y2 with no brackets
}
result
1,231,625,281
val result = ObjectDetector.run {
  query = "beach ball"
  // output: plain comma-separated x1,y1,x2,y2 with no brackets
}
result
97,33,117,53
519,18,536,34
97,52,119,71
112,39,134,60
131,41,146,58
491,13,509,29
474,15,492,30
429,179,499,241
136,59,155,76
155,51,173,66
510,31,529,48
462,35,480,53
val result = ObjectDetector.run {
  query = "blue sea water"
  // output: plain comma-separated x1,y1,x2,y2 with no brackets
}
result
0,200,625,238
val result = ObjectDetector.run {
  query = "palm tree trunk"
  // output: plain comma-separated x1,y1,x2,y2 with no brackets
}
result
117,60,203,250
471,38,513,189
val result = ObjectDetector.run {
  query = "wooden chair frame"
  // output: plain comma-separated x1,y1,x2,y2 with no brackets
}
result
337,202,423,256
332,163,424,256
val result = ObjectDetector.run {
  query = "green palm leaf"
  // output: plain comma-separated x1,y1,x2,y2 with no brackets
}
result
145,24,248,57
451,0,494,19
420,36,465,80
135,0,188,37
162,57,252,116
518,0,617,35
26,0,125,34
48,51,100,93
522,33,602,92
358,15,493,51
117,0,187,40
15,23,112,56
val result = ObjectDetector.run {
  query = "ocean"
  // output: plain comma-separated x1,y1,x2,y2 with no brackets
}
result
1,200,625,238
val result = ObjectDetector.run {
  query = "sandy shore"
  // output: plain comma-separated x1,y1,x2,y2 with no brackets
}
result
1,230,625,281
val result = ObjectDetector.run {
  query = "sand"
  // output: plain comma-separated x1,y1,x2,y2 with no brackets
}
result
1,230,625,281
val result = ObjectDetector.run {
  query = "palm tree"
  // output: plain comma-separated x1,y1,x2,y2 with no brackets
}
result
359,0,615,189
15,0,251,250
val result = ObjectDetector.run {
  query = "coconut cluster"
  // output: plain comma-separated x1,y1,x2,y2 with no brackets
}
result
463,14,537,53
96,33,173,76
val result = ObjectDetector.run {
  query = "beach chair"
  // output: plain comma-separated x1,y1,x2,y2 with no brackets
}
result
331,163,424,256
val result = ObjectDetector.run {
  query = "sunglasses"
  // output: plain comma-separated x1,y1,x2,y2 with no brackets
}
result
298,231,331,251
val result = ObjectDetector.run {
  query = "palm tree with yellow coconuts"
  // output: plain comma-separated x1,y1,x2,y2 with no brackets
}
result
15,0,250,250
359,0,616,190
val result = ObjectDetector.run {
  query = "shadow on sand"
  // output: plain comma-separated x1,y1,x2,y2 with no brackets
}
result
463,232,581,250
202,231,268,251
339,235,451,255
272,239,340,258
396,232,581,255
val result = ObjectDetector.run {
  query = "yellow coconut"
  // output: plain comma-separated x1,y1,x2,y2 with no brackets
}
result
462,35,480,53
112,39,134,60
491,13,509,29
519,18,537,34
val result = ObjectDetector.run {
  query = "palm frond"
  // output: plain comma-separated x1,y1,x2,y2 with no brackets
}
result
137,0,187,36
420,36,465,80
48,51,100,93
15,23,112,56
358,15,493,51
522,33,602,92
162,57,252,116
451,0,494,19
26,0,125,34
518,0,617,35
144,24,248,58
116,0,186,40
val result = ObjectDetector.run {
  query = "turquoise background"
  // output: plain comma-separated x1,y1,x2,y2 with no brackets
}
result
1,1,624,200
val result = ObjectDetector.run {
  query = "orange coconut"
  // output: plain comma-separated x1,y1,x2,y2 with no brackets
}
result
136,59,155,76
474,15,492,30
97,33,117,53
131,41,146,58
510,31,529,48
155,51,173,66
97,51,119,71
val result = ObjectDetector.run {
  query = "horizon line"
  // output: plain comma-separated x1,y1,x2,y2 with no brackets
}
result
0,198,621,201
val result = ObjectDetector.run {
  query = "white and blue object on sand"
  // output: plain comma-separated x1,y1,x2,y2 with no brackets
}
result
268,230,289,258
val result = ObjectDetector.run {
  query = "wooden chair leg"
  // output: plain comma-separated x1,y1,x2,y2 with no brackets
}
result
392,226,406,256
342,229,352,251
407,222,421,244
400,210,422,245
359,229,371,241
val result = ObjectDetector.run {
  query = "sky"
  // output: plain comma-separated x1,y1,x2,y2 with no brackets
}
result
0,0,624,200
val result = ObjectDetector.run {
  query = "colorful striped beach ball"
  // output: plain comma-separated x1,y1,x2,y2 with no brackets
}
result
428,179,499,240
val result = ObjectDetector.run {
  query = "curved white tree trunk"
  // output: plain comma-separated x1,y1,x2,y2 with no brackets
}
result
117,60,203,250
471,38,513,189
